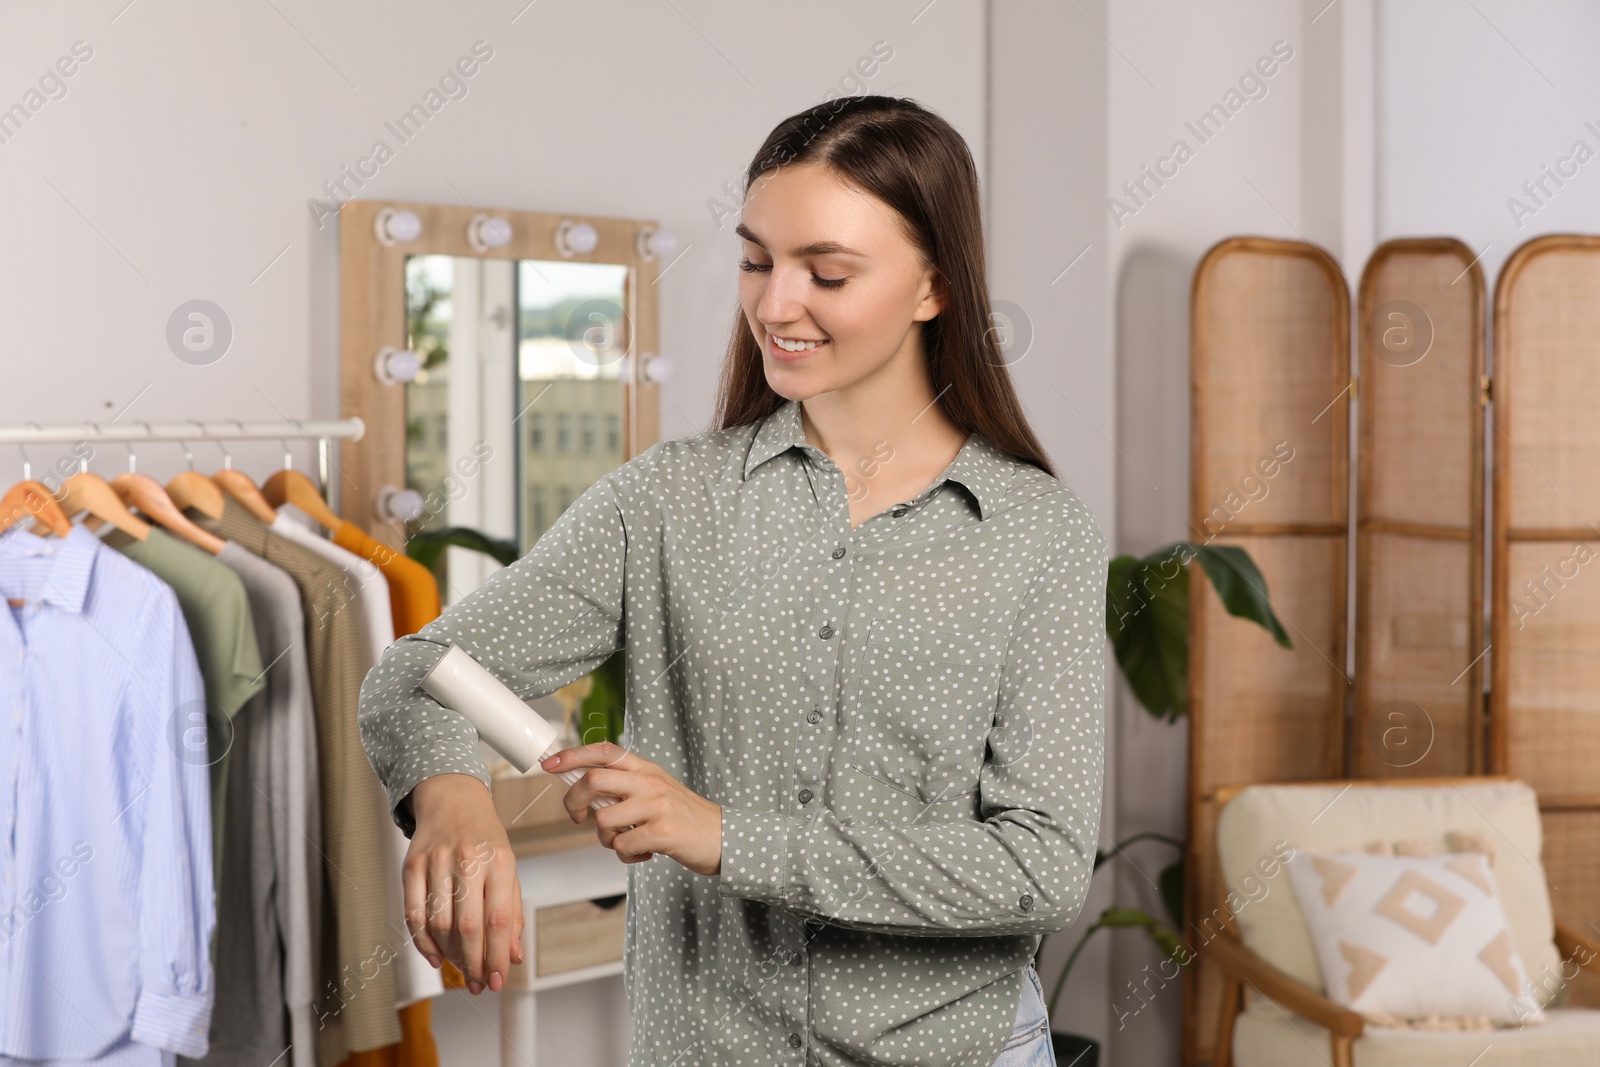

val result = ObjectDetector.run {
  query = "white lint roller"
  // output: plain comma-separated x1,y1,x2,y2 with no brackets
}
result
421,643,618,810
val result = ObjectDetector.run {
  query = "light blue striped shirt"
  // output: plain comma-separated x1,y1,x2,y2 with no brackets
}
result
0,521,215,1064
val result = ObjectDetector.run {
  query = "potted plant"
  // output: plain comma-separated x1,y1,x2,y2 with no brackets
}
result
1043,542,1291,1065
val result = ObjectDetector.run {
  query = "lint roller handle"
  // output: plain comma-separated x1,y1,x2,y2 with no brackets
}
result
420,643,618,810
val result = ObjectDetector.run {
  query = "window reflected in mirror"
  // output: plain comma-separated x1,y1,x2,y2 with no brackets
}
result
405,253,629,605
514,259,629,549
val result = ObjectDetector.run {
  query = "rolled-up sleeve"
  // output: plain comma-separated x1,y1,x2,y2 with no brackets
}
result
717,521,1109,937
358,474,630,837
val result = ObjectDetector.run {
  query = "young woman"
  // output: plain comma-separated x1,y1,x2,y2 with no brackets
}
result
360,94,1108,1067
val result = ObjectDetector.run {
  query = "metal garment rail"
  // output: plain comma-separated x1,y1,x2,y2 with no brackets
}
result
0,418,365,506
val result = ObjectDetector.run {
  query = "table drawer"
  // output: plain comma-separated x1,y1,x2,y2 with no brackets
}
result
534,895,626,977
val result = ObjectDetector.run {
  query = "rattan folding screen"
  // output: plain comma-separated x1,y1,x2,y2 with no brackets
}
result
1352,239,1486,779
1490,235,1600,1008
1183,234,1597,1064
1184,237,1351,1066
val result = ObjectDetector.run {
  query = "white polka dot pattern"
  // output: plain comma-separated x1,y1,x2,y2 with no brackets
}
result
358,398,1109,1067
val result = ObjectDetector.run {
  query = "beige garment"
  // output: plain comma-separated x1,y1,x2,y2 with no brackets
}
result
187,498,402,1060
272,503,444,1010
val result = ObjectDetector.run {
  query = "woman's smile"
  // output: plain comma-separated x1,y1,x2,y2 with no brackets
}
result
768,332,829,361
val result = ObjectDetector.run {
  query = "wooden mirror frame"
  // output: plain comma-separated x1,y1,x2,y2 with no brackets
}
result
338,198,664,552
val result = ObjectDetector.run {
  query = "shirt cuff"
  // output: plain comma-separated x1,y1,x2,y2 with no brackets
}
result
131,987,214,1058
717,806,791,906
388,744,492,837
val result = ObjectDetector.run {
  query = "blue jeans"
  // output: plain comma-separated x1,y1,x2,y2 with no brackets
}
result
990,965,1056,1067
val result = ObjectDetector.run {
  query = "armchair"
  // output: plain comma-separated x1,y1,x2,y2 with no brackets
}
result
1206,777,1600,1067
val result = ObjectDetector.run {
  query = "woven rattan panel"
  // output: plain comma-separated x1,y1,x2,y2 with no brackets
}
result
1542,809,1600,1008
1192,534,1348,784
1504,541,1600,797
1185,238,1349,1066
1491,235,1600,1007
1496,243,1600,529
1353,240,1486,779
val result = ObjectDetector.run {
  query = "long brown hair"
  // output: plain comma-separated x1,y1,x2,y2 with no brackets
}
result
710,94,1057,480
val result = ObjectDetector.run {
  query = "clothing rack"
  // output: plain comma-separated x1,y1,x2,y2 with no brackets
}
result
0,418,365,507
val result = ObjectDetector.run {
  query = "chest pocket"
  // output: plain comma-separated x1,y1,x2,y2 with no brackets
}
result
844,615,1002,804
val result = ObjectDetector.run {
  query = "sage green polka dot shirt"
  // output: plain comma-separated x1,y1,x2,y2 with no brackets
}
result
358,398,1109,1067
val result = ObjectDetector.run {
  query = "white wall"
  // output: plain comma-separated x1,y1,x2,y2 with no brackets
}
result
0,2,994,1062
16,1,1593,1062
1101,1,1363,1063
1095,2,1600,1065
0,2,987,476
989,0,1116,1053
1378,0,1600,283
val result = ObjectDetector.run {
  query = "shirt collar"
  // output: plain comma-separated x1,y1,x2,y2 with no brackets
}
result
741,398,1015,521
0,520,102,612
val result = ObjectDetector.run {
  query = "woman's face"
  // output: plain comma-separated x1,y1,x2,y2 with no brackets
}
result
736,162,942,401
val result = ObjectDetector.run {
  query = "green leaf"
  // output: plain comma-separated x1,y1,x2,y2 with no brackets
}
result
579,649,627,746
405,525,521,571
1149,926,1187,966
1158,859,1184,930
1106,548,1191,721
1047,905,1192,1014
1104,541,1294,722
1095,907,1162,929
1188,543,1292,648
1092,908,1189,967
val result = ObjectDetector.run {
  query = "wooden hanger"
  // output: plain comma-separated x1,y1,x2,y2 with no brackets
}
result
164,429,228,520
262,467,342,533
0,480,73,538
201,424,274,523
112,472,225,556
1,481,76,607
212,468,276,524
167,471,225,519
58,470,151,542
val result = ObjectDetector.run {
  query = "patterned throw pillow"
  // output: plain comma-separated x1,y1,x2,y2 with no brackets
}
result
1283,846,1545,1029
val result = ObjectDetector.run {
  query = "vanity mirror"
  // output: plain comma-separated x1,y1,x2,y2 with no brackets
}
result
401,250,629,595
340,199,672,849
340,199,668,584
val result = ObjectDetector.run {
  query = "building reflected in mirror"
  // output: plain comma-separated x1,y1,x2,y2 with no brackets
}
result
404,253,629,604
514,256,628,549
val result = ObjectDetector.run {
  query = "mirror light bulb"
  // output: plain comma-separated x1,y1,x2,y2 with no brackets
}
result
374,208,423,246
374,347,421,385
377,486,425,523
650,229,678,260
471,215,514,251
562,221,599,256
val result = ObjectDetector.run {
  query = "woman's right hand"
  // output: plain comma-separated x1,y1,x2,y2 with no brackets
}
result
403,773,525,994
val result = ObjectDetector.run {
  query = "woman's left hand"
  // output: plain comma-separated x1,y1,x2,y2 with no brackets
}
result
544,741,723,876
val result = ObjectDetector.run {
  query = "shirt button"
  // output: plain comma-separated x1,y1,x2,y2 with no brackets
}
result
790,950,804,966
788,1032,803,1048
806,708,822,724
892,507,907,517
818,624,833,639
797,788,813,804
1019,893,1034,912
831,545,846,559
